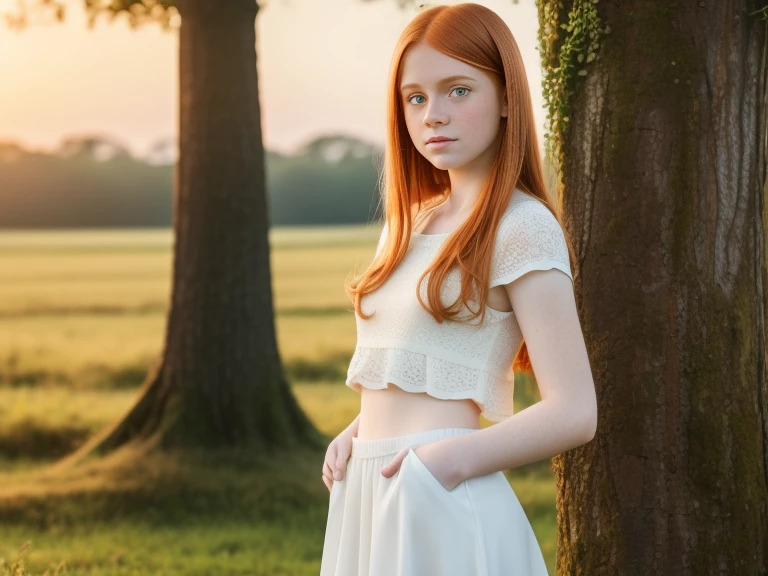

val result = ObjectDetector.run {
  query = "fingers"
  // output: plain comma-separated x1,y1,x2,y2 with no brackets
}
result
324,437,354,490
334,455,348,481
323,456,348,492
380,446,410,478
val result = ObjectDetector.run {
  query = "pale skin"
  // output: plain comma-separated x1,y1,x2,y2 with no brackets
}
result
322,41,597,492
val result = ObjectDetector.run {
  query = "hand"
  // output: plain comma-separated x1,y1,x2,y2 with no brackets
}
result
380,441,463,492
322,428,354,492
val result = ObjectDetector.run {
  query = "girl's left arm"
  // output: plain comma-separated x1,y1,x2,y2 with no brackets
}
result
446,268,597,482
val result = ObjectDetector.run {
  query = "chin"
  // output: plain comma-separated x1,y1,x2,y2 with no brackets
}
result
419,151,457,167
429,158,466,171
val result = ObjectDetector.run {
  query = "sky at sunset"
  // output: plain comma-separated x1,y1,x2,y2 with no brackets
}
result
0,0,545,159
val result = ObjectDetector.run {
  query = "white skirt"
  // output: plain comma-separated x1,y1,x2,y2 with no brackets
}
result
320,427,549,575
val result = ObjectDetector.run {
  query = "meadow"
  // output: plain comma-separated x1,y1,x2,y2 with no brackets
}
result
0,226,557,575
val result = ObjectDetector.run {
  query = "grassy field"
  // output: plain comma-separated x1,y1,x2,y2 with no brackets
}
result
0,226,557,575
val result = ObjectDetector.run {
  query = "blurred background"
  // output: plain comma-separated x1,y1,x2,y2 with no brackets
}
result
0,0,561,574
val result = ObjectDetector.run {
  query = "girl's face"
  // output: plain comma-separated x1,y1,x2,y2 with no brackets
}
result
399,41,507,172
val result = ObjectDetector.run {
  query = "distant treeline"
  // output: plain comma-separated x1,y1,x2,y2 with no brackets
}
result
0,134,384,229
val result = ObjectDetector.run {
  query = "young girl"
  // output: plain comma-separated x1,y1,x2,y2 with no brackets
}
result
320,3,597,575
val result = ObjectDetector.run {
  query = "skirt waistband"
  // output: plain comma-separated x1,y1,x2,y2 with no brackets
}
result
351,427,479,459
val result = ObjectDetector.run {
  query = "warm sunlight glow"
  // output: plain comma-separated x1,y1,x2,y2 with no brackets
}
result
0,0,545,157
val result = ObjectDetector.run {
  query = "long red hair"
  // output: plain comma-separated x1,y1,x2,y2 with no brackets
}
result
344,3,572,373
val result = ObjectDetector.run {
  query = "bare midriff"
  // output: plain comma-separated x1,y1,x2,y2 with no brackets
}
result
356,384,482,440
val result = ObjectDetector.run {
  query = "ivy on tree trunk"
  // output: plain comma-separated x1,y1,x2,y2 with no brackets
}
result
538,0,768,573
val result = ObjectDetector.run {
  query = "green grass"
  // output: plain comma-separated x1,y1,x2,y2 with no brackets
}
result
0,227,558,575
2,521,327,575
0,442,334,575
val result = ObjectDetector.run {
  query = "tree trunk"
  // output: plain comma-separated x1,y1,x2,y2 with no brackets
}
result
549,1,768,574
65,0,324,461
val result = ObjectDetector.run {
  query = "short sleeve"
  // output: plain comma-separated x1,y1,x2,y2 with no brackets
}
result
489,200,573,288
374,220,388,257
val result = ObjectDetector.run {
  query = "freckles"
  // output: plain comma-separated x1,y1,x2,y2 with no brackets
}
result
461,103,486,131
459,98,497,134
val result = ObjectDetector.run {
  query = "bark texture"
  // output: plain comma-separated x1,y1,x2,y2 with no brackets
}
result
550,1,768,574
65,0,323,461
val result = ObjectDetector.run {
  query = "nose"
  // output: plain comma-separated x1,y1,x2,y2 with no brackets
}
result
423,100,448,127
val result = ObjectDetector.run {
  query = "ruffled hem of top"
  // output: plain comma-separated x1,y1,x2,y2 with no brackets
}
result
345,345,514,422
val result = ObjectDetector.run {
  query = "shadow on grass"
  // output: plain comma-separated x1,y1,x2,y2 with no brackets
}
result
1,352,354,391
0,421,91,460
0,442,333,531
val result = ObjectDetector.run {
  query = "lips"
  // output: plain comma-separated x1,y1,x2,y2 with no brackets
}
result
426,136,456,144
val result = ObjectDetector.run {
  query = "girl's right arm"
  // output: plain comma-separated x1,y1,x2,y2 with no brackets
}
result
344,413,360,438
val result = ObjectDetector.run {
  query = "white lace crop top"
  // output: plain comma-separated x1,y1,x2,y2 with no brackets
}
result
345,188,574,421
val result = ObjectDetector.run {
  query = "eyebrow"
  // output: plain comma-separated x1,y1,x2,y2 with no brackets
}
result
399,75,477,92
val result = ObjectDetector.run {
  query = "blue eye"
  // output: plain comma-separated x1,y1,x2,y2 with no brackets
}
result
405,87,471,105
